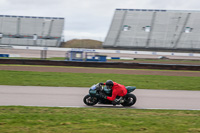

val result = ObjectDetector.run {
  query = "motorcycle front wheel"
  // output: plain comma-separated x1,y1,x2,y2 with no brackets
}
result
83,94,99,106
121,93,137,107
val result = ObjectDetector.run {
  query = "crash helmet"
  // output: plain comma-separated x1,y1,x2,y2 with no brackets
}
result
105,80,114,89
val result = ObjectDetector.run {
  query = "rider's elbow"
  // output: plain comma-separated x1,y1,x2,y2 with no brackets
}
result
108,97,115,101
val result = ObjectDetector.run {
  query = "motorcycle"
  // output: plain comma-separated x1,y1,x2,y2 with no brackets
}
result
83,83,137,107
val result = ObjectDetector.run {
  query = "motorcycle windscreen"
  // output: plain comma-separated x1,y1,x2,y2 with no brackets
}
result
89,89,97,96
90,85,96,90
104,86,112,94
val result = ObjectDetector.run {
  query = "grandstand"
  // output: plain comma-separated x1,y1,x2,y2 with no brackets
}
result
0,15,64,47
103,9,200,51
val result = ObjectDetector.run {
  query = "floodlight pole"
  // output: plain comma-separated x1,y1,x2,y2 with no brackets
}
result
173,13,191,49
0,33,2,44
113,10,128,47
47,20,54,38
146,12,157,48
16,18,21,37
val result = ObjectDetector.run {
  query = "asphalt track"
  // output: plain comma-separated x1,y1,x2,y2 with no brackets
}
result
0,85,200,110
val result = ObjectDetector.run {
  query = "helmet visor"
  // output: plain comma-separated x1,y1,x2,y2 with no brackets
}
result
106,85,112,89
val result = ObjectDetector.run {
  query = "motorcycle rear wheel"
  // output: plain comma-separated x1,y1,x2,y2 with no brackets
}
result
83,94,99,106
121,94,137,107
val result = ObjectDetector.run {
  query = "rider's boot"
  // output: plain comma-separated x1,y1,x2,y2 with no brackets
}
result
118,97,124,103
112,100,117,106
113,97,124,105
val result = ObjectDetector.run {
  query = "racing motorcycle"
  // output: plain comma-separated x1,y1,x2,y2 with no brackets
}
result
83,83,137,107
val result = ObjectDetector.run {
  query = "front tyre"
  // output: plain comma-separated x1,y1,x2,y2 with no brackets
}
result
121,94,137,107
83,94,99,106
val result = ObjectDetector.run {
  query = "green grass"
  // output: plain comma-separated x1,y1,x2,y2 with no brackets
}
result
0,70,200,90
0,66,199,133
0,64,200,73
0,106,199,133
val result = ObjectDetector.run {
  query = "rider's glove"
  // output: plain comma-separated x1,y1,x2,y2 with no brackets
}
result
99,82,104,85
100,94,107,99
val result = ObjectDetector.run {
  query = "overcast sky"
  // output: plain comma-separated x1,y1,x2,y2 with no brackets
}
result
0,0,200,41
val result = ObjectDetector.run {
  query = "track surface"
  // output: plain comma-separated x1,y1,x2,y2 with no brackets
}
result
0,64,199,110
1,85,200,110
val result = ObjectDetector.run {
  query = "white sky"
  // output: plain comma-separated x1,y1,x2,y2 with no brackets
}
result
0,0,200,41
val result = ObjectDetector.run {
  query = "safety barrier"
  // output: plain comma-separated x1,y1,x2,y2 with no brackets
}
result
2,45,200,58
0,54,9,57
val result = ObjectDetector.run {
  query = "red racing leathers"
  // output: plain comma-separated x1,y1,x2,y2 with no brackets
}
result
104,82,127,101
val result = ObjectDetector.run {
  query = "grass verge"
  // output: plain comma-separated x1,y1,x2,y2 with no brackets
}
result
0,70,200,90
0,106,200,133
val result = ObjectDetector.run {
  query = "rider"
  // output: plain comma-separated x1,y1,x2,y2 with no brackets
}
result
99,80,127,104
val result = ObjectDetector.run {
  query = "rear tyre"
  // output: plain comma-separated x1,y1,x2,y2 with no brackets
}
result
83,94,99,106
121,94,137,107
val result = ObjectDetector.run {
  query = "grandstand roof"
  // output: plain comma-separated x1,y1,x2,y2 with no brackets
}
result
0,15,64,19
